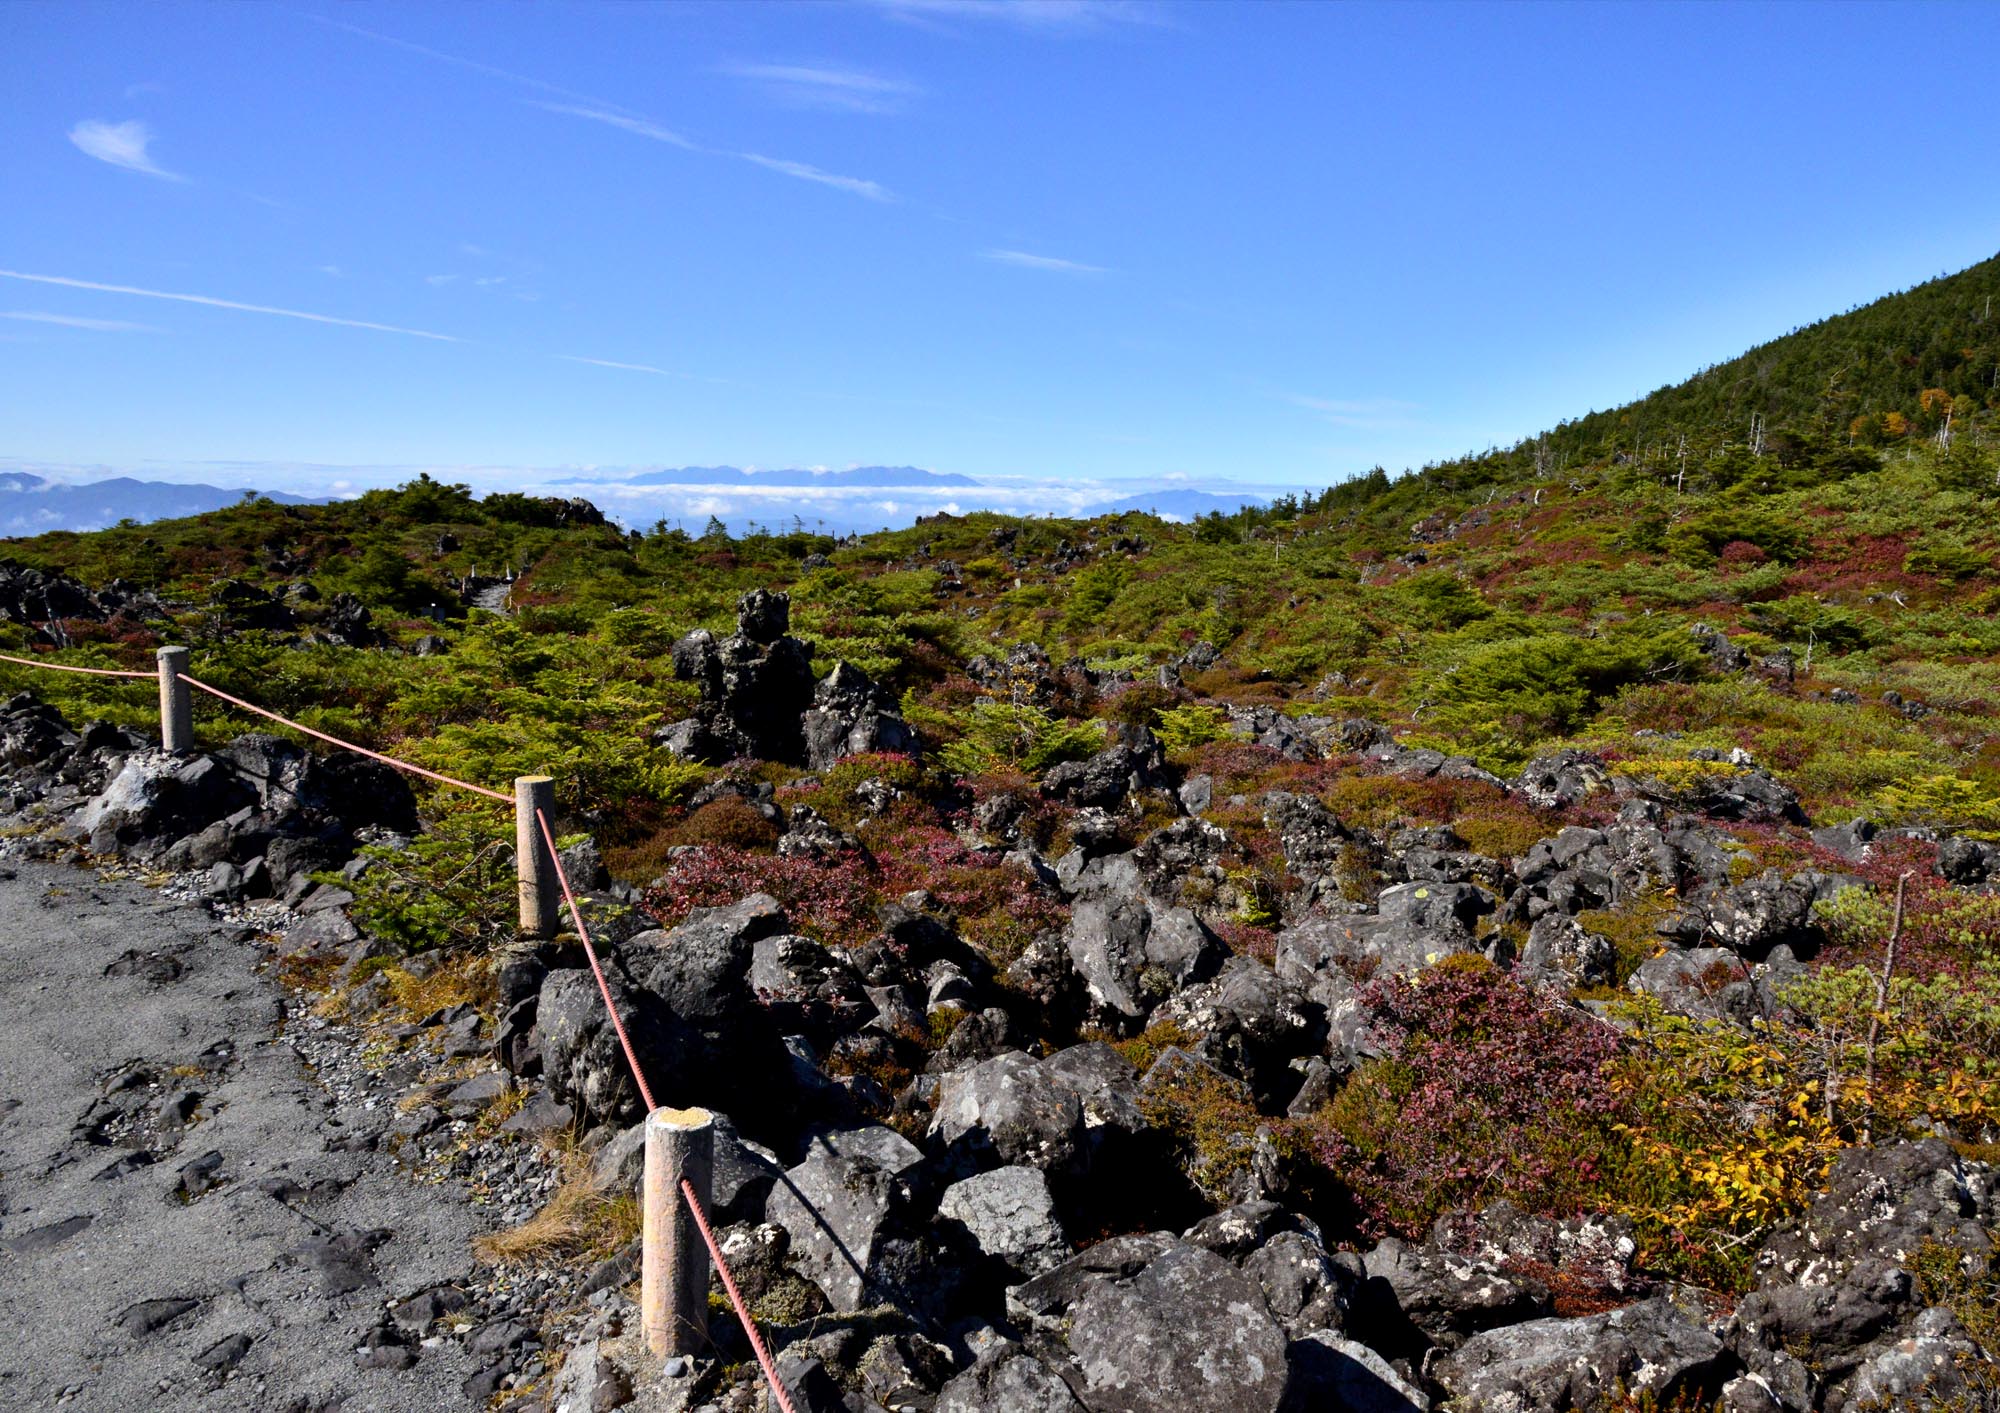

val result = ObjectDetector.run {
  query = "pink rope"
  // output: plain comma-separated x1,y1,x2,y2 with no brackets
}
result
533,806,658,1113
177,672,512,802
682,1176,801,1413
0,650,151,679
534,809,795,1412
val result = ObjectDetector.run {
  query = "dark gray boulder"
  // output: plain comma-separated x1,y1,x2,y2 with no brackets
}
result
1812,817,1878,864
801,661,919,772
1842,1305,1982,1411
938,1165,1069,1278
1042,740,1170,811
930,1051,1085,1174
1154,956,1325,1100
1427,1202,1642,1313
1131,816,1233,910
536,893,791,1126
1516,914,1616,990
1513,751,1613,810
1040,1042,1146,1137
1357,1237,1552,1352
1735,1263,1915,1365
1434,1297,1732,1411
1065,1240,1293,1413
1630,763,1806,826
1281,1331,1429,1412
1939,836,2000,887
1244,1231,1362,1339
1261,792,1350,891
73,751,255,858
765,1124,924,1312
1065,896,1226,1026
1627,947,1753,1024
1273,906,1490,1016
1377,879,1497,933
937,1348,1087,1413
1229,705,1326,762
1733,1140,1996,1393
218,733,417,835
1702,873,1819,959
1010,1231,1181,1321
776,804,863,861
749,931,870,1044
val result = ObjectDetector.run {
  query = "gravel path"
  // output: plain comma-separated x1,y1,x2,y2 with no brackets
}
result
0,855,489,1412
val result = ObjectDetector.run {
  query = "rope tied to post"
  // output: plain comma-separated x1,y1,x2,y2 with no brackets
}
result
532,806,657,1112
177,672,512,801
533,808,799,1413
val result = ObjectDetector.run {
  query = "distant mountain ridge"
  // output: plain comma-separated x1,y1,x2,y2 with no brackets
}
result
0,473,324,535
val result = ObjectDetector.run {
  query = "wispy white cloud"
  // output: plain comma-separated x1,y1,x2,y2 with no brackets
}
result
1286,394,1421,430
535,101,891,201
312,16,624,112
315,264,346,278
981,248,1108,275
0,270,459,342
68,119,185,181
530,102,698,150
724,62,921,114
1,310,162,333
867,0,1166,32
425,273,460,286
319,18,894,206
123,80,167,100
558,355,683,378
739,154,892,202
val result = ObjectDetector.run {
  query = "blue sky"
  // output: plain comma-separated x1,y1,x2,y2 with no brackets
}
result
5,0,2000,506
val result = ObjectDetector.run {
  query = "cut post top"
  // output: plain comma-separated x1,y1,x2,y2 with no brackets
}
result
647,1106,714,1133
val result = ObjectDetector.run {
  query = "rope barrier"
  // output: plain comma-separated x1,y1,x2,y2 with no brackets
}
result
0,644,511,801
0,649,152,679
535,808,796,1412
533,806,657,1113
682,1176,802,1413
177,673,513,802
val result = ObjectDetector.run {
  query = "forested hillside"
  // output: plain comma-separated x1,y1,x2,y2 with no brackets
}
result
3,252,2000,1412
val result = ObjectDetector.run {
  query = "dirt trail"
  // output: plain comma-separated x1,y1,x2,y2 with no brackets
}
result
0,855,486,1412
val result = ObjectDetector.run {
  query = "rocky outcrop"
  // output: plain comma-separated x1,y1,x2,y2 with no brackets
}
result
1730,1141,1997,1406
536,893,793,1126
801,661,919,771
659,590,818,764
1042,737,1172,811
660,589,917,771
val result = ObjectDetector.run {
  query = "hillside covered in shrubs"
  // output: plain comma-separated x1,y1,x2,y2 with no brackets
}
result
2,253,2000,1411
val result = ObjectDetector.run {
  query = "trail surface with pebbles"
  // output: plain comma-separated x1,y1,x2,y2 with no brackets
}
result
0,854,489,1413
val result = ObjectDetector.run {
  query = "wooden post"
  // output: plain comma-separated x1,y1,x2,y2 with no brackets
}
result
156,646,193,754
642,1106,714,1358
514,775,559,939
